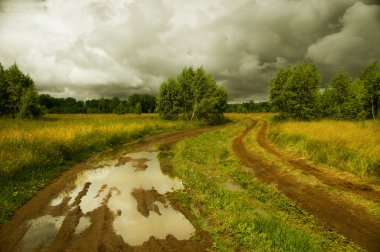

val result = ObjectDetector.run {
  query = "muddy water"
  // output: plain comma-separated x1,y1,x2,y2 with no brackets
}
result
20,151,196,250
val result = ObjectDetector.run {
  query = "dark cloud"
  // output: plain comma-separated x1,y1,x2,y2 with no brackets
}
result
306,2,380,84
0,0,379,101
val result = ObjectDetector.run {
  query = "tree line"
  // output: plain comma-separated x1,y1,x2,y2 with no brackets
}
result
226,101,272,113
269,61,380,120
39,93,156,114
3,61,378,121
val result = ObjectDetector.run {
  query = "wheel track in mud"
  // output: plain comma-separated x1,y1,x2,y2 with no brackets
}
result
232,120,380,252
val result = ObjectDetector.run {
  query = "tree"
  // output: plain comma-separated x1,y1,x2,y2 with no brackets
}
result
269,66,293,114
134,102,142,114
114,102,127,114
236,104,248,113
359,61,380,120
128,94,156,113
322,71,366,120
0,63,40,118
157,66,227,121
285,62,320,120
0,63,10,117
4,64,34,117
269,62,320,120
18,87,45,119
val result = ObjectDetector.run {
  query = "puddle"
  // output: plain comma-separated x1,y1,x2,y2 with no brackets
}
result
21,215,65,251
21,151,195,249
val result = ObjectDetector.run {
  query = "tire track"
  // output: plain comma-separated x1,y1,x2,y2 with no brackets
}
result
232,120,380,252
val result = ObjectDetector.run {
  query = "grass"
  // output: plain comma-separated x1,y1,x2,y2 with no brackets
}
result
162,120,360,251
268,119,380,179
0,113,201,223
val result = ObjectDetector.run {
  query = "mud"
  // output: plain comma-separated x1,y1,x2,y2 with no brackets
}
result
132,188,167,217
233,120,380,252
0,126,221,252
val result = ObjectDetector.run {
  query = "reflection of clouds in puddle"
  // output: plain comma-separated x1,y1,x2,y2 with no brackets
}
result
50,171,96,207
74,216,91,235
114,202,195,246
21,215,65,252
44,151,193,247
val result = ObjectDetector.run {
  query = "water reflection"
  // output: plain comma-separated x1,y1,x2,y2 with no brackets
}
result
21,151,195,250
22,215,65,252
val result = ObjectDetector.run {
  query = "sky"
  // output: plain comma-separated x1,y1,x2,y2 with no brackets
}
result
0,0,379,102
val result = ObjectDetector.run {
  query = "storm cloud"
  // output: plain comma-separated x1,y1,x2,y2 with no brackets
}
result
0,0,379,101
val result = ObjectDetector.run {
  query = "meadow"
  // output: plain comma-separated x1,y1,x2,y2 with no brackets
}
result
0,114,201,223
268,119,380,179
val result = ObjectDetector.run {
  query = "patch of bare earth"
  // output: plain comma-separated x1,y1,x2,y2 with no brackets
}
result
232,120,380,252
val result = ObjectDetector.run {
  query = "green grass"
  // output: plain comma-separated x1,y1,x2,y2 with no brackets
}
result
162,121,361,251
0,114,201,223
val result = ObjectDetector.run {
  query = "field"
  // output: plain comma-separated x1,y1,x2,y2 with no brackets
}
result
0,114,201,223
269,119,380,179
0,113,379,251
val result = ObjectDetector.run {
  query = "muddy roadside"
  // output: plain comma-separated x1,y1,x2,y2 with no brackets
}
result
232,120,380,252
0,124,227,252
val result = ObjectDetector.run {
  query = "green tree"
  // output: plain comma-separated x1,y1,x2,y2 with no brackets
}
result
359,61,380,120
269,66,293,114
134,102,142,114
157,66,227,121
5,64,34,117
0,63,38,117
18,87,45,119
269,62,320,120
0,63,10,117
113,102,127,114
236,104,248,113
284,62,320,120
322,71,366,120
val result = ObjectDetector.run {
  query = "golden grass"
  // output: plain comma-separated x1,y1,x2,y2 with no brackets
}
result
269,120,380,178
225,112,274,121
0,114,198,177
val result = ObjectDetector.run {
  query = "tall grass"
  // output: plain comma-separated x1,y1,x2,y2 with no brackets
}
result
0,114,199,222
269,120,380,178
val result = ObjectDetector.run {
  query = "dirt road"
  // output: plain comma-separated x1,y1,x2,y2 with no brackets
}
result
0,126,222,252
232,120,380,252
